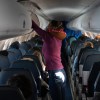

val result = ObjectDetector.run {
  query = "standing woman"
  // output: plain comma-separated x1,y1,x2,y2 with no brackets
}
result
32,20,67,100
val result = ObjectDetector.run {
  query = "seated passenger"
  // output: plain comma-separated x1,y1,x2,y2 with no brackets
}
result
7,74,33,100
78,41,94,62
72,41,94,77
95,34,100,41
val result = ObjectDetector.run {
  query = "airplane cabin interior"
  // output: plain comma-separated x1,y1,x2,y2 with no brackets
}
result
0,0,100,100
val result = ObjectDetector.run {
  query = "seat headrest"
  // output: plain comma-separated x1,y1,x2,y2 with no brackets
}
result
0,50,8,56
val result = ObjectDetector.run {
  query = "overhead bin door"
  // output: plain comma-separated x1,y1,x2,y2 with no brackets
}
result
0,0,32,40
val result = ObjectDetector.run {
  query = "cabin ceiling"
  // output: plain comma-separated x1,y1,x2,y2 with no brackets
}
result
20,0,100,21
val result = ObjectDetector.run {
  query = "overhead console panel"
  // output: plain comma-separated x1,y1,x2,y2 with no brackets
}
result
67,6,100,33
0,0,32,40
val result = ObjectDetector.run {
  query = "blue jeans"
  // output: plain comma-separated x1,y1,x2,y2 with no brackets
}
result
48,69,68,100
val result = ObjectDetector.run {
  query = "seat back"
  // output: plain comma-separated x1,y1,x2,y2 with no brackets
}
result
0,68,38,100
94,73,100,92
10,59,40,81
79,49,100,65
0,51,10,69
19,42,31,55
82,54,100,86
22,55,44,78
93,73,100,100
10,59,42,95
7,48,22,63
88,62,100,96
79,50,100,79
0,86,25,100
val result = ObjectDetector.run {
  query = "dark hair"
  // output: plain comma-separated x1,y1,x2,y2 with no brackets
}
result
10,41,19,49
7,74,33,100
84,41,94,48
32,47,41,52
50,20,58,26
50,20,63,29
0,50,8,56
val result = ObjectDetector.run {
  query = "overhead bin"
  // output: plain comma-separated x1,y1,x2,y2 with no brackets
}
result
0,0,32,40
19,0,49,30
67,6,100,33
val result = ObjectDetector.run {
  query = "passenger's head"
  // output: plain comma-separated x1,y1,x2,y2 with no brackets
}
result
47,20,63,30
78,34,90,41
84,41,94,48
95,35,100,41
7,74,33,100
10,41,19,49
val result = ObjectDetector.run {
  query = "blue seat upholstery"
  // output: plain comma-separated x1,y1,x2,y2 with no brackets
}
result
0,51,10,69
10,59,40,82
7,48,22,64
19,42,31,55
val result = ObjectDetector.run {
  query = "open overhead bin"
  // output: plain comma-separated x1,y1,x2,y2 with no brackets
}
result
67,6,100,33
0,0,32,40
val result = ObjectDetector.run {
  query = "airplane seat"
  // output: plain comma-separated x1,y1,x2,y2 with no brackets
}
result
70,40,83,55
81,54,100,98
76,50,100,98
68,36,76,45
10,59,49,98
78,50,100,83
0,50,10,69
27,40,36,48
22,55,45,80
7,41,22,63
70,40,78,55
26,46,42,55
69,42,84,81
7,48,22,64
66,37,76,57
10,59,40,82
93,94,100,100
22,55,49,97
94,42,100,51
0,68,38,100
93,73,100,100
87,62,100,97
85,73,100,100
71,42,84,64
0,86,25,100
27,36,43,49
65,39,72,57
71,43,84,76
19,42,31,55
22,55,49,86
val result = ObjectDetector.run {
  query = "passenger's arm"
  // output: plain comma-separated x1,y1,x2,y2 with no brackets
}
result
32,20,47,37
33,51,46,71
